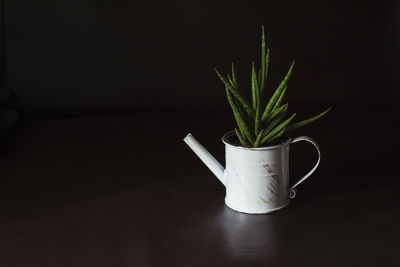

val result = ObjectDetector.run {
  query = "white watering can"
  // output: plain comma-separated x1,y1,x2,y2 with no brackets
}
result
184,131,321,214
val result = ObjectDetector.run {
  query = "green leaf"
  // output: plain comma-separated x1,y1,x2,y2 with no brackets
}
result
262,108,288,137
253,129,264,147
263,61,295,116
285,107,331,133
228,74,253,133
261,113,296,145
260,26,266,92
262,103,288,123
227,74,236,89
255,109,261,136
266,127,286,145
225,87,255,143
272,85,287,112
265,48,270,86
235,128,248,147
254,109,261,135
260,48,270,108
231,62,238,88
215,68,254,118
235,96,254,134
251,62,258,109
252,62,261,135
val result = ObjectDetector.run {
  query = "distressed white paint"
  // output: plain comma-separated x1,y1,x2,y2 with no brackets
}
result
184,131,321,214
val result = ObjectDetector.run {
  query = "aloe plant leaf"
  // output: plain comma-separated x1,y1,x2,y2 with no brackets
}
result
261,113,296,145
253,129,264,147
265,48,270,85
226,87,255,143
235,112,254,144
285,107,331,133
255,109,261,136
252,62,262,134
235,128,249,147
229,76,253,132
227,74,236,89
229,97,251,143
254,109,261,135
262,103,288,126
235,96,254,134
262,109,287,137
272,85,287,112
266,127,285,145
231,63,238,87
251,62,258,109
215,68,254,118
227,74,253,128
260,26,266,92
260,48,270,108
263,61,295,116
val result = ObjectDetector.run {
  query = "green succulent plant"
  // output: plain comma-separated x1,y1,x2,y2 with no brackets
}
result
215,26,331,148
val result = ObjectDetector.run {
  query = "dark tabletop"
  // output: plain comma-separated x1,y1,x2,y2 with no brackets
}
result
0,111,399,267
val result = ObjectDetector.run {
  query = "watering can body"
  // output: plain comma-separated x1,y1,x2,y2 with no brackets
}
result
184,131,321,214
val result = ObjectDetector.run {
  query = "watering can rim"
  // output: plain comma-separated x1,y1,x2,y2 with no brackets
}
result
222,130,292,151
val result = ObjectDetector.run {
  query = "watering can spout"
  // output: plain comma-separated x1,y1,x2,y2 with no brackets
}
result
183,133,226,186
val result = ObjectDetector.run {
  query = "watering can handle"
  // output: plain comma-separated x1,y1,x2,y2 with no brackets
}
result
289,136,321,199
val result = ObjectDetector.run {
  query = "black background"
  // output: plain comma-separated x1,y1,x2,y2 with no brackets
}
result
1,1,400,266
2,0,399,116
